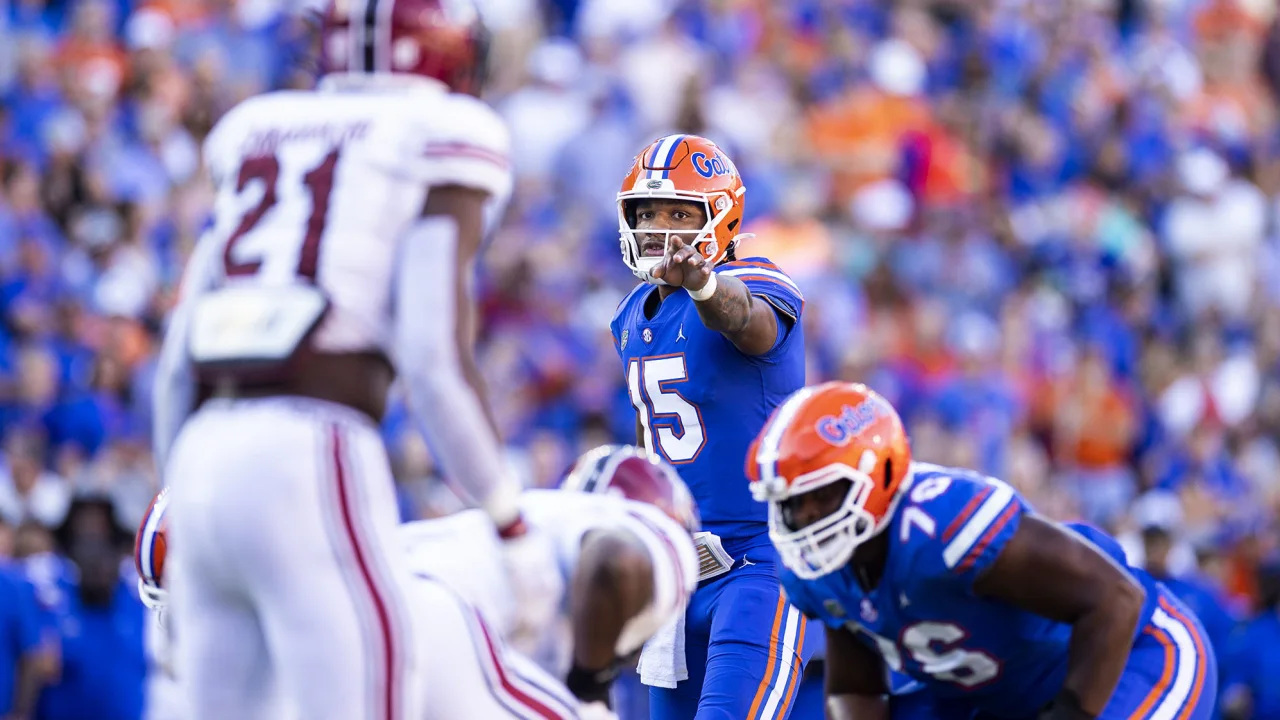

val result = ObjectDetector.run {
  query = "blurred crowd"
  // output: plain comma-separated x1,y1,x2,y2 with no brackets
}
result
2,0,1280,717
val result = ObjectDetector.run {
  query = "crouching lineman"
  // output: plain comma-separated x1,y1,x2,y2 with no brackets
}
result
134,488,620,720
399,444,700,709
749,382,1217,720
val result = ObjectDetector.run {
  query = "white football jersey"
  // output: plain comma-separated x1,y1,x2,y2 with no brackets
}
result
400,490,699,679
199,80,512,357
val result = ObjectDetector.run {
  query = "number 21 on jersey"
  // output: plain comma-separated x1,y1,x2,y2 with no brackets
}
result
224,149,340,280
627,354,706,463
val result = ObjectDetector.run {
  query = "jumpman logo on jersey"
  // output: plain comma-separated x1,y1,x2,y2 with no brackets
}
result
677,324,686,342
900,593,910,608
740,555,755,567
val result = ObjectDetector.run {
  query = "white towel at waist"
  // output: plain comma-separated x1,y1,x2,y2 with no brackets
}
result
637,610,687,689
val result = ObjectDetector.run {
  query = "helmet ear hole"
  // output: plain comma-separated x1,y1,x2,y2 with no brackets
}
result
883,459,893,489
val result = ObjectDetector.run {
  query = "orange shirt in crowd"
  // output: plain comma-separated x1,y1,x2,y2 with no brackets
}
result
1195,0,1266,43
56,39,128,94
1067,389,1136,469
806,88,933,202
743,218,834,279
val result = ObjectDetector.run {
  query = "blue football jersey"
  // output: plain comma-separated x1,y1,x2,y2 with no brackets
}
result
781,463,1161,718
610,256,805,542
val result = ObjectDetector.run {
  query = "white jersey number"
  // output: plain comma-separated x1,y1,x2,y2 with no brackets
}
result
859,621,1000,689
223,149,340,280
627,355,705,464
902,621,1000,688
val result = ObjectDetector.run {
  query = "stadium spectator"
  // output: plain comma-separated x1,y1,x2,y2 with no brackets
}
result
35,496,143,720
0,519,46,720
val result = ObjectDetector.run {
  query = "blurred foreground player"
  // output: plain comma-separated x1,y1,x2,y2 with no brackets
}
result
749,382,1217,720
401,445,699,710
149,0,560,717
611,134,814,719
136,489,603,720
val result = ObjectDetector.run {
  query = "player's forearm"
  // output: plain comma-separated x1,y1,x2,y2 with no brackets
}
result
569,534,652,704
395,217,520,527
571,534,652,670
398,342,519,525
570,565,629,671
691,273,753,334
826,694,888,720
1063,584,1144,714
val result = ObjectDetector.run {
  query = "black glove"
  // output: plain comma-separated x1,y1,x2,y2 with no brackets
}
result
1039,689,1096,720
566,662,619,707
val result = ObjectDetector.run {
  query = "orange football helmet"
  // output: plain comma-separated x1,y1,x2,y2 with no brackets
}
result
617,134,747,284
134,489,171,611
747,382,912,579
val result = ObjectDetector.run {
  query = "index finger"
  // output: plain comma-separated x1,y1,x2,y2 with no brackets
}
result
665,235,686,255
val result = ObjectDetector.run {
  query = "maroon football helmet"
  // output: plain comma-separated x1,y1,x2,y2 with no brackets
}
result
318,0,489,95
561,445,701,534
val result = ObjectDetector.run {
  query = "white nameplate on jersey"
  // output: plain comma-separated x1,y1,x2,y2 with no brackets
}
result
693,532,734,582
189,285,329,365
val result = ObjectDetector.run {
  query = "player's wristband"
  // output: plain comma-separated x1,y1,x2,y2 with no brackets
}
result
566,662,618,705
484,481,523,536
687,272,718,302
496,515,527,540
1040,689,1095,720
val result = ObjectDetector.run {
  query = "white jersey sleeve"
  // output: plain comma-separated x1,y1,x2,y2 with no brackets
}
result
389,93,513,203
399,490,699,681
519,492,698,666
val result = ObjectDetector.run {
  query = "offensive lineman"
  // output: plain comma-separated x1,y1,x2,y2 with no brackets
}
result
150,0,558,717
400,445,700,706
749,382,1216,720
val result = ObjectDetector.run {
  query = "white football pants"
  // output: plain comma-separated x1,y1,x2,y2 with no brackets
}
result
166,396,422,720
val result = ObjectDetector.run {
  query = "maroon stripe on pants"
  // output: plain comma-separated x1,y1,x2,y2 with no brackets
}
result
331,425,398,720
473,610,566,719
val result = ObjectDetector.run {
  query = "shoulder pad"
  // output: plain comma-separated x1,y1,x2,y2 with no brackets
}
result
893,464,1026,580
716,256,804,320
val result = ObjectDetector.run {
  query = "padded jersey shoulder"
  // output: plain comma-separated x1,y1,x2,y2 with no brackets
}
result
889,463,1029,590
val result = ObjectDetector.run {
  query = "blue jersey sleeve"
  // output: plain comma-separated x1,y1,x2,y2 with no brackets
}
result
609,312,623,361
778,569,827,624
716,258,804,350
895,465,1029,591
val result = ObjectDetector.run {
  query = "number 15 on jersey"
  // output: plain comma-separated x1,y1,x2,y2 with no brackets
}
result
627,354,706,464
